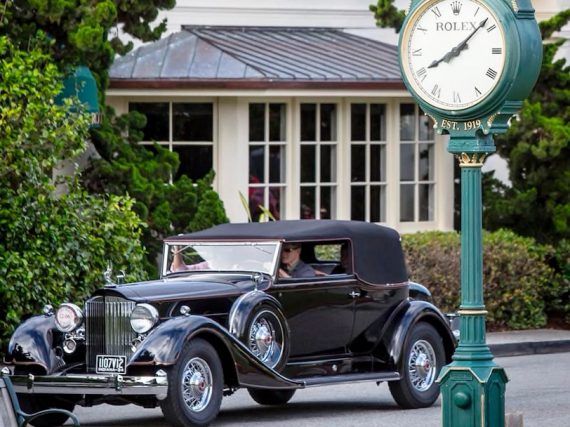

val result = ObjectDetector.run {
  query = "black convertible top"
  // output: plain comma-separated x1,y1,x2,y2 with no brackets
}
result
167,220,408,285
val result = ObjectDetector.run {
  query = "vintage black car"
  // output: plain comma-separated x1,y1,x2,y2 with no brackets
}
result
4,220,456,427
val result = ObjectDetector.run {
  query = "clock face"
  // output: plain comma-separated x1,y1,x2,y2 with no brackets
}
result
401,0,506,111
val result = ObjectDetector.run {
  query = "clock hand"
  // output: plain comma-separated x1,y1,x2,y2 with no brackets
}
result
427,18,488,69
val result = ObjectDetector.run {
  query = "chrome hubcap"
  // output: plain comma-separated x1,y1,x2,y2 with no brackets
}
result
248,310,284,368
408,340,437,392
181,357,212,412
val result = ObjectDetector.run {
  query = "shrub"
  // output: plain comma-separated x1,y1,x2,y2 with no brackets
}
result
83,108,229,276
545,239,570,323
0,189,146,354
402,229,559,330
0,34,147,355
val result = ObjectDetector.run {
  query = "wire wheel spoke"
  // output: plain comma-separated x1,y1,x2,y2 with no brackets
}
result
248,310,284,368
408,340,437,392
180,357,213,412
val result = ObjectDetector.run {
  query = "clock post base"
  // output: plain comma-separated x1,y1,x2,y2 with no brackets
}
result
439,363,508,427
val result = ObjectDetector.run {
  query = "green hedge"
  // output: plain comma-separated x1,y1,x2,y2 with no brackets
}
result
402,229,568,330
0,192,147,353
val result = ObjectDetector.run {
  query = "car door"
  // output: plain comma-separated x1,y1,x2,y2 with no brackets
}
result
270,275,358,358
349,282,409,353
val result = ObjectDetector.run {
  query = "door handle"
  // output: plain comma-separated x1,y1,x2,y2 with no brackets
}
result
349,290,361,298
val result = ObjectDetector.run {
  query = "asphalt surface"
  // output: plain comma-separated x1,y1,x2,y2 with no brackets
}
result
2,329,569,427
67,351,570,427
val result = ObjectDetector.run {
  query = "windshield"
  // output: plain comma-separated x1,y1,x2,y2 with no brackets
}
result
163,242,279,276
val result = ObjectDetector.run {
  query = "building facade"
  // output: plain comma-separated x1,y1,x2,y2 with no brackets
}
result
106,0,565,229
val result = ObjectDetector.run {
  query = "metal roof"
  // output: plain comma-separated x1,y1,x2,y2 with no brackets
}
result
109,27,404,89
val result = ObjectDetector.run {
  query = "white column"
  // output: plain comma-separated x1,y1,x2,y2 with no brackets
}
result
216,97,249,222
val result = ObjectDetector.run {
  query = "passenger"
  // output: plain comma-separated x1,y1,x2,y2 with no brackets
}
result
332,243,352,274
170,246,209,272
278,243,315,278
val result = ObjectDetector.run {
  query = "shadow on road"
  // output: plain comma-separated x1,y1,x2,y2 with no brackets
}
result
74,398,418,426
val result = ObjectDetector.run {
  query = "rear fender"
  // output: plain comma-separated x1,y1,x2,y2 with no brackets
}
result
131,315,299,390
384,300,456,367
408,281,432,302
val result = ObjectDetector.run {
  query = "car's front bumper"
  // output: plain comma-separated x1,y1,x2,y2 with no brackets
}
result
2,369,168,400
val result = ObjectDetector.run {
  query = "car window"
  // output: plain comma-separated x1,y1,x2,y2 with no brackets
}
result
312,242,351,275
314,243,342,261
164,242,279,275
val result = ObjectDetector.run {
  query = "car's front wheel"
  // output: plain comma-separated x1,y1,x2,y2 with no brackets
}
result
160,338,223,427
388,322,445,409
247,388,296,405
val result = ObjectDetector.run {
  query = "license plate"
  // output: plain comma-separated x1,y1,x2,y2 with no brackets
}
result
96,355,127,374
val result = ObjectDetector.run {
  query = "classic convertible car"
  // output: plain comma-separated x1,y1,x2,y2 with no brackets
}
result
4,220,456,427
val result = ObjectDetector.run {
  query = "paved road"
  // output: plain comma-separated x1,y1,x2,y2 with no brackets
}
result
68,352,569,427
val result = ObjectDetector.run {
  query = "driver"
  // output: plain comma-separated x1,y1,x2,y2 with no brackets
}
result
278,243,315,278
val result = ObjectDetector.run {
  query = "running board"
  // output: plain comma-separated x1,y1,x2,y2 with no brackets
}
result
298,372,400,387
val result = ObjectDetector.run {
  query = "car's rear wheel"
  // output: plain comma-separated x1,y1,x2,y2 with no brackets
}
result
389,322,445,409
16,395,76,427
247,388,296,405
160,338,223,427
241,304,289,371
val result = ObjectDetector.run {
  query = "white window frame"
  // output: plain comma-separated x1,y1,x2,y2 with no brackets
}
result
398,102,437,225
247,101,289,220
348,102,389,223
297,100,340,220
128,98,217,184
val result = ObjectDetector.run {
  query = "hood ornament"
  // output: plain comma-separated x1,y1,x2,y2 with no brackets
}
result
103,262,123,287
103,262,114,286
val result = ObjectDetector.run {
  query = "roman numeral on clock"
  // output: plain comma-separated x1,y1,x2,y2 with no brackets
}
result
431,84,441,98
412,48,422,56
453,91,461,103
492,48,502,54
486,68,498,79
475,86,482,96
487,24,497,32
431,7,442,18
417,67,427,81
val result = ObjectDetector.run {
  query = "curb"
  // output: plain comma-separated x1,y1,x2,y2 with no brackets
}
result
489,340,570,357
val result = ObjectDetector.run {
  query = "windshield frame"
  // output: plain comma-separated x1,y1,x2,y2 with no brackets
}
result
161,240,282,278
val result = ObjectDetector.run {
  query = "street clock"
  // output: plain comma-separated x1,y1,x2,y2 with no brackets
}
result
398,1,543,426
399,0,542,140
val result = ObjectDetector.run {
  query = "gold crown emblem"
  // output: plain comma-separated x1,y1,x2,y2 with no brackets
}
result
451,1,462,15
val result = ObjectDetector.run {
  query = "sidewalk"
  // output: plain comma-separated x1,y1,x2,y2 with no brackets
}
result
487,328,570,357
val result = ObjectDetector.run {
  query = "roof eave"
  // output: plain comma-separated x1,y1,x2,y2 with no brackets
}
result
108,79,406,90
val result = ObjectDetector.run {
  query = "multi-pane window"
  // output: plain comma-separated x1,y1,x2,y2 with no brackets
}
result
350,103,387,222
399,103,435,222
129,102,214,181
299,103,337,219
248,103,287,221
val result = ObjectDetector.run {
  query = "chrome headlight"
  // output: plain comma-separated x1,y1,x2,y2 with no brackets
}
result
130,303,159,334
55,303,83,333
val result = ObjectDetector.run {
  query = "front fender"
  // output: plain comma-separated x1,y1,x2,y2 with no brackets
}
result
131,315,300,390
384,300,456,367
5,315,62,374
228,290,282,338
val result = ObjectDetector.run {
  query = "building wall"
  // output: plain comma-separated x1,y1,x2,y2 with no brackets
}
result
109,0,567,229
149,0,567,44
106,91,455,231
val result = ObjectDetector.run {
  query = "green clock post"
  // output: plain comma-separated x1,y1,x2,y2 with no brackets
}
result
398,0,542,426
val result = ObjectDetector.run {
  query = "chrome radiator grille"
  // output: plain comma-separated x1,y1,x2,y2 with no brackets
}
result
85,296,137,372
